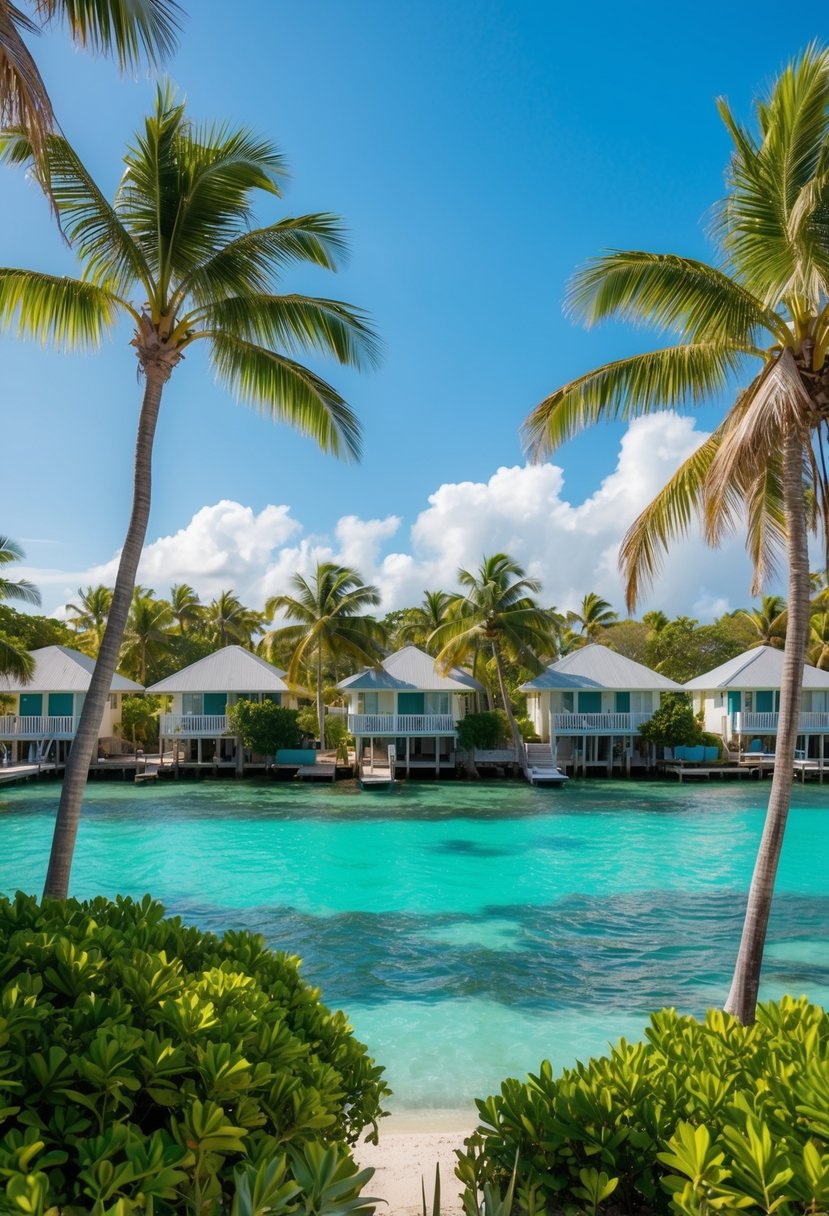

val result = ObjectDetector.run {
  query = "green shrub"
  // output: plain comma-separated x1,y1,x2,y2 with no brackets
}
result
227,701,302,756
638,693,702,751
0,893,389,1215
457,712,510,751
457,998,829,1216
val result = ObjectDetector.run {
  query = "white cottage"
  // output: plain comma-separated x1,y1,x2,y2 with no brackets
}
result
0,645,142,764
684,645,829,759
337,645,481,777
147,646,299,770
521,643,681,774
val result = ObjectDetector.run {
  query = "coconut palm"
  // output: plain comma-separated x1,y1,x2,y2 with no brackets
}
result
430,553,552,756
0,88,379,899
1,0,181,192
808,610,829,669
395,590,453,653
522,46,829,1024
119,587,173,684
566,591,619,645
737,594,788,649
204,590,262,649
168,583,204,633
65,584,112,655
264,563,383,749
0,535,40,680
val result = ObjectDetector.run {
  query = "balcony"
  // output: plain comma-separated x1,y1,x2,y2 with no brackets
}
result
0,715,77,738
551,712,652,735
348,713,457,735
735,711,829,734
160,714,231,737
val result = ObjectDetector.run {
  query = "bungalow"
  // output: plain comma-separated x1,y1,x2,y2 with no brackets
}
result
337,645,481,777
684,645,829,759
521,643,681,774
0,645,142,764
147,645,299,771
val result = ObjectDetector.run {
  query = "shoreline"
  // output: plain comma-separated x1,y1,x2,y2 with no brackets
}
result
356,1114,475,1216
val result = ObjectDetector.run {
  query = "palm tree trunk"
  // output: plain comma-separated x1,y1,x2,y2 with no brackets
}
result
43,367,167,899
492,642,528,777
317,648,326,750
723,422,810,1023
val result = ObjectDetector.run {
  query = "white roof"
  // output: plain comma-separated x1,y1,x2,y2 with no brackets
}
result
683,645,829,690
522,643,681,692
146,645,290,694
0,645,142,694
338,645,482,693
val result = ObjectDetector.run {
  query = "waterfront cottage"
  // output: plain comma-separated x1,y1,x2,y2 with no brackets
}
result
0,645,142,764
684,645,829,761
521,643,681,774
337,645,482,777
147,646,299,772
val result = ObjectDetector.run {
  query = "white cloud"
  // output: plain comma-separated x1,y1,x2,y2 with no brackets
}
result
25,414,768,622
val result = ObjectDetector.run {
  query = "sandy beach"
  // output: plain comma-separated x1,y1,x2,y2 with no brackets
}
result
355,1113,474,1215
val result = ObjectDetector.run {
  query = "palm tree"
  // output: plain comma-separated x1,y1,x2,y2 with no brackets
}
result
65,584,112,655
395,590,453,653
1,0,181,191
264,563,383,749
204,590,262,649
522,47,829,1024
430,553,552,756
0,88,379,899
0,535,40,680
808,610,829,669
737,594,788,649
168,583,204,633
566,591,619,645
120,587,173,684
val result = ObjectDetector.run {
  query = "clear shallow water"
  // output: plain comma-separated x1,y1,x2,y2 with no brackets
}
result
1,779,828,1111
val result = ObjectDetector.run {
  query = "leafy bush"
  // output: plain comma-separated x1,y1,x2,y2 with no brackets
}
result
456,998,829,1216
457,712,510,751
296,706,320,739
323,715,352,763
227,700,302,755
0,894,389,1215
120,693,162,749
638,693,702,751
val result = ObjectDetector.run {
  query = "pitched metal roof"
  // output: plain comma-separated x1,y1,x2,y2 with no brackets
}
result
0,646,143,694
683,645,829,690
521,643,681,692
338,645,482,693
146,646,290,694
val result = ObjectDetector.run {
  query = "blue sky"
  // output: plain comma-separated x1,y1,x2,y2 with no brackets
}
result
2,2,824,616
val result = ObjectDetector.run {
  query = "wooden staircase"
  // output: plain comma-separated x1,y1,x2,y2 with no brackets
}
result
524,742,568,786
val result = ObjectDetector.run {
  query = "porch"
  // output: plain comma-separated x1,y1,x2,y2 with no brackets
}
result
348,713,456,735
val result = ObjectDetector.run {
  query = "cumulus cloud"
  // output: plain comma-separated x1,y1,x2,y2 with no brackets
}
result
26,414,768,621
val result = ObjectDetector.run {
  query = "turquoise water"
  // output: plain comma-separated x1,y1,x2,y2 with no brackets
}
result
1,778,828,1112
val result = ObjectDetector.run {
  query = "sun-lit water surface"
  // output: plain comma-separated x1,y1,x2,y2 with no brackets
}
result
1,778,827,1111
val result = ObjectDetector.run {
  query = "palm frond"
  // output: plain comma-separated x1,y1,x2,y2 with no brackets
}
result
204,294,381,370
209,333,362,461
523,342,749,459
0,635,34,682
0,2,53,170
566,251,789,345
36,0,182,69
0,575,41,605
0,267,120,347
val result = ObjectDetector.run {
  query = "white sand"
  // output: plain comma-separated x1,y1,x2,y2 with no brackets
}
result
355,1113,474,1215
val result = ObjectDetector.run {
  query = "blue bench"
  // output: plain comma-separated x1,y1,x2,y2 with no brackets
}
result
275,748,318,766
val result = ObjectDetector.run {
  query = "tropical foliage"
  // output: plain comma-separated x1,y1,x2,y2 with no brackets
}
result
0,536,40,680
226,699,302,756
458,996,829,1216
0,85,379,899
0,892,388,1214
522,46,829,1024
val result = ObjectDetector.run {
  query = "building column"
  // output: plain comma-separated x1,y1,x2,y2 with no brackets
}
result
435,737,439,776
406,736,410,776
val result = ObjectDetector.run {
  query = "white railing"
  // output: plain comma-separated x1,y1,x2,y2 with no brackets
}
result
735,711,829,733
160,714,231,736
0,715,77,738
348,713,457,735
551,712,652,734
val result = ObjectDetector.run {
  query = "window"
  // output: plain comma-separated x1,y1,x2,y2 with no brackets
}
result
182,693,203,716
562,691,574,713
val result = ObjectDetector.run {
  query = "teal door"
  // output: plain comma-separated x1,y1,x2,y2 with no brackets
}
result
204,693,228,715
578,691,602,713
48,693,73,717
755,690,773,713
19,694,42,717
727,690,741,720
398,692,425,714
614,691,631,713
